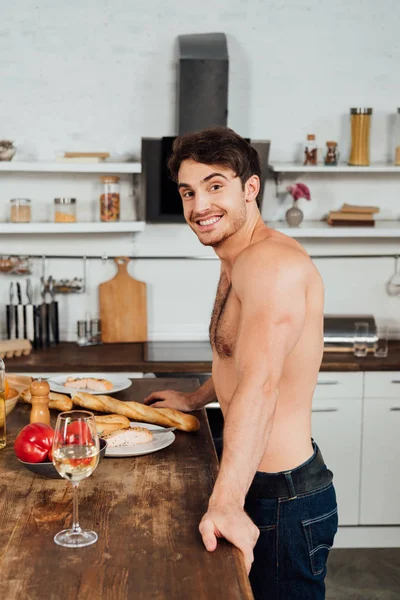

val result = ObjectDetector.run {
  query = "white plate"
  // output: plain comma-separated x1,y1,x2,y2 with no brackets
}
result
105,422,175,457
48,373,132,396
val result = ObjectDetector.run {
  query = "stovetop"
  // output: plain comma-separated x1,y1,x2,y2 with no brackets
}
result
144,341,213,362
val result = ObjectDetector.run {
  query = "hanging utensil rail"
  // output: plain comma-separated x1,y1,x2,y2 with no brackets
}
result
4,253,400,260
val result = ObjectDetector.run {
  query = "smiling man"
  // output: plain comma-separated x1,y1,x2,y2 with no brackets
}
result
144,127,338,600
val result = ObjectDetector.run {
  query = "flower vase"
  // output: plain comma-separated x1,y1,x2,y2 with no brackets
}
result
285,202,304,227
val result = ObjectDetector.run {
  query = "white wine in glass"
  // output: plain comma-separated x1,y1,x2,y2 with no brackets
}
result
52,410,100,548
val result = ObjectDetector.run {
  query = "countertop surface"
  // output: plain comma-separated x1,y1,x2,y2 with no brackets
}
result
5,340,400,372
0,378,253,600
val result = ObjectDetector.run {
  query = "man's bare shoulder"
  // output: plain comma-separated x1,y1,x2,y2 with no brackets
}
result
233,237,314,285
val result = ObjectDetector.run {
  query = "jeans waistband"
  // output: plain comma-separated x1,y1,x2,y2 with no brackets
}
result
246,442,333,501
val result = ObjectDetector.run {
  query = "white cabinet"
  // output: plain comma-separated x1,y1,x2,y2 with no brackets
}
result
360,392,400,525
312,394,362,526
364,371,400,399
314,372,363,400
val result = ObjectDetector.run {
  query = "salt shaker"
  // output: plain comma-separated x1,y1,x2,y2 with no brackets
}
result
30,379,51,425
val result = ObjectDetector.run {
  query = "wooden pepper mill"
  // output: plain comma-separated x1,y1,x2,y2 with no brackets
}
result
30,379,51,425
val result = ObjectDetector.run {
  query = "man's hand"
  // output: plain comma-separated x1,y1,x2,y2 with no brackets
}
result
143,390,196,412
199,503,259,574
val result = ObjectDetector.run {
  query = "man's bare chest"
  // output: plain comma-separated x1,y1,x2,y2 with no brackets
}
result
209,275,240,358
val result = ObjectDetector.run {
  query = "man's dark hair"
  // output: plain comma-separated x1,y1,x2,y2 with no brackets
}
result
168,127,262,207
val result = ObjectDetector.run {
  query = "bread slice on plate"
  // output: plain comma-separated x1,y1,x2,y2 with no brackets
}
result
95,414,130,435
104,427,153,447
65,376,113,392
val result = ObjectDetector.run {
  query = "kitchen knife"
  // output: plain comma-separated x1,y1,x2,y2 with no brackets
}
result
16,282,25,339
47,276,60,344
40,277,50,348
34,304,42,349
6,282,16,339
25,278,35,344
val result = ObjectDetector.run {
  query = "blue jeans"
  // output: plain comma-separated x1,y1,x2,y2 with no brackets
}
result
244,444,338,600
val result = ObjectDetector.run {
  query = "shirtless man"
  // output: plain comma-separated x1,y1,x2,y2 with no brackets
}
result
144,127,338,600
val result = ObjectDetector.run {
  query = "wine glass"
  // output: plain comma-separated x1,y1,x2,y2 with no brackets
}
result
52,410,100,548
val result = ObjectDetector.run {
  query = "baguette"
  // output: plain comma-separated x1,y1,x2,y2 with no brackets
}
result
73,392,200,432
95,414,131,435
21,388,73,412
71,392,110,412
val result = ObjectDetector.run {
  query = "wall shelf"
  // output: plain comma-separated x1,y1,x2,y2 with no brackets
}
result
2,220,399,237
267,220,400,238
0,221,145,234
0,161,141,174
269,162,400,174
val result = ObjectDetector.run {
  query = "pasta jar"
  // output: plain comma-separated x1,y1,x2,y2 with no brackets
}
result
100,176,120,222
348,108,372,166
10,198,31,223
54,198,77,223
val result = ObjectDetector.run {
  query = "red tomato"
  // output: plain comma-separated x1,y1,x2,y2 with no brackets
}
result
65,421,93,446
14,423,54,463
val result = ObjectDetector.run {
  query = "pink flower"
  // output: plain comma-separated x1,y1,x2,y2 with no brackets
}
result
287,183,311,201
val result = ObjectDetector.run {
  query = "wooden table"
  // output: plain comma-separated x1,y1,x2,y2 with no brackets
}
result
0,379,253,600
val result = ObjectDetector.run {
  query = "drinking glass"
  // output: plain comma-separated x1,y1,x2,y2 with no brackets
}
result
374,325,389,358
52,410,100,547
354,322,369,358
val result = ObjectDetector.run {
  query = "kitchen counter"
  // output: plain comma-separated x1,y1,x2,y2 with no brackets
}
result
6,340,400,373
0,378,253,600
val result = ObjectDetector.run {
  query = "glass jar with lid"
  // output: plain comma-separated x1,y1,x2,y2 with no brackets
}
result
10,198,31,223
348,108,372,166
100,176,120,222
54,198,77,223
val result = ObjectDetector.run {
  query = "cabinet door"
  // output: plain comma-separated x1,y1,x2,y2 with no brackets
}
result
315,372,363,400
360,397,400,525
312,397,362,525
364,372,400,398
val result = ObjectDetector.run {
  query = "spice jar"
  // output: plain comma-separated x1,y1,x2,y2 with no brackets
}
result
100,176,120,222
54,198,77,223
10,198,31,223
394,108,400,166
348,108,372,166
304,134,318,166
324,141,339,166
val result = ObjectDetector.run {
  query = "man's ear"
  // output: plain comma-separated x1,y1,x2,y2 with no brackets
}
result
245,175,260,203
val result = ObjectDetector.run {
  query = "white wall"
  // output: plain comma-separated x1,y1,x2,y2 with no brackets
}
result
1,0,400,340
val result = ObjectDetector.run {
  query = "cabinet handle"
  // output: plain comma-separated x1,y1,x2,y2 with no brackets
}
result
391,380,400,384
390,407,400,411
316,381,339,386
312,408,338,413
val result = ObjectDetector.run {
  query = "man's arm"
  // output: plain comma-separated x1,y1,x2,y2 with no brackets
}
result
190,377,217,408
144,376,217,411
199,244,309,572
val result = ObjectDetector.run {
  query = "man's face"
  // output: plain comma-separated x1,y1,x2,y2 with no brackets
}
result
177,159,247,247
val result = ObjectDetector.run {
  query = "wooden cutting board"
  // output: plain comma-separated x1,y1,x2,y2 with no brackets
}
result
99,257,147,343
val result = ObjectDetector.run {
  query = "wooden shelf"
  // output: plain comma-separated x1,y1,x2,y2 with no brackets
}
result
0,221,145,234
0,161,141,174
267,220,400,238
269,162,400,174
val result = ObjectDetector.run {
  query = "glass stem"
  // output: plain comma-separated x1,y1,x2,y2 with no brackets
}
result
71,483,81,533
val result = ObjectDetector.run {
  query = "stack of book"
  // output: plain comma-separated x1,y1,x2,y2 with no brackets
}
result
56,152,110,163
327,203,379,227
